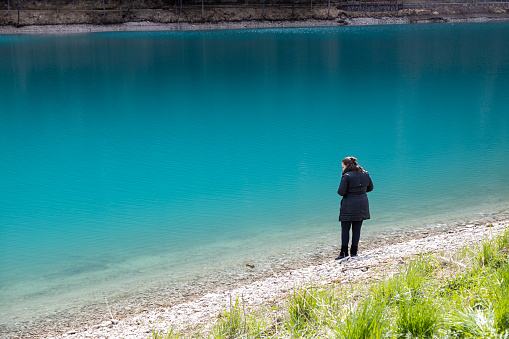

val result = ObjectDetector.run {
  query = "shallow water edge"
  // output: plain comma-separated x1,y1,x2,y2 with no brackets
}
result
4,207,509,339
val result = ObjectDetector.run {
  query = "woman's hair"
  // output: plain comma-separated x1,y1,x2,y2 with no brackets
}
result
342,156,364,174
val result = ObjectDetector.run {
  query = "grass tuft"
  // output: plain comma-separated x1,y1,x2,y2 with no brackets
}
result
477,225,509,269
493,264,509,334
211,297,244,339
401,254,436,300
333,298,386,339
285,286,320,332
370,274,402,307
285,285,341,336
396,297,439,338
446,306,497,338
152,328,182,339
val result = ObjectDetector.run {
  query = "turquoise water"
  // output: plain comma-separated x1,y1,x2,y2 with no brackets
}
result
1,22,509,332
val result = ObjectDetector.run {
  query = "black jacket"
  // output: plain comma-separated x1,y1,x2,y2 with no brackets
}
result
337,170,374,221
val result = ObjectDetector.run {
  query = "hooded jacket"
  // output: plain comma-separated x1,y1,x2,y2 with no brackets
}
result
337,170,374,221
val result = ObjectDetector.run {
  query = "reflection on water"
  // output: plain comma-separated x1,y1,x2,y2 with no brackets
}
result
0,22,509,332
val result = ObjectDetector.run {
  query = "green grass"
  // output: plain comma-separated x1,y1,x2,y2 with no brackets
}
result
285,286,323,334
151,225,509,339
475,225,509,269
152,328,183,339
446,306,497,338
333,297,387,339
370,274,402,307
211,297,244,338
493,264,509,334
396,297,439,338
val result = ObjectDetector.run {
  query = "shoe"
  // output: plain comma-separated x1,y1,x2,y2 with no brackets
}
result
335,246,349,260
350,245,358,257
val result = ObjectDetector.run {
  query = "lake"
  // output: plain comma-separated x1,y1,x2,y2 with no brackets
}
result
1,22,508,335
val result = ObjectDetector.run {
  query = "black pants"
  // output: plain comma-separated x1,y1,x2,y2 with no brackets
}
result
341,220,363,248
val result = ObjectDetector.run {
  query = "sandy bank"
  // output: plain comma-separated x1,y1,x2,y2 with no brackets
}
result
48,219,508,338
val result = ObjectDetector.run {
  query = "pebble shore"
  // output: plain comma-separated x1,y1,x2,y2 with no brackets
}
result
51,219,508,339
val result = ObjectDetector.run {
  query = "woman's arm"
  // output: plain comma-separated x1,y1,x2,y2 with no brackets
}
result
367,175,374,192
337,174,349,196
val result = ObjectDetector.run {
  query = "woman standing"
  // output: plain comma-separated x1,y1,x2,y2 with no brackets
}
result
336,157,373,260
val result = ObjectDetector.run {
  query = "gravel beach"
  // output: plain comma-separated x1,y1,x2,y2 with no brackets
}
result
45,218,508,339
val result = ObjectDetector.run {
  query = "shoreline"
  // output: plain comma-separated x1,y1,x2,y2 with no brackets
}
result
1,10,509,35
49,218,509,338
5,208,507,339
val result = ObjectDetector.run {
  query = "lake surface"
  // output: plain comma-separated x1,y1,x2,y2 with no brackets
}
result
1,22,509,334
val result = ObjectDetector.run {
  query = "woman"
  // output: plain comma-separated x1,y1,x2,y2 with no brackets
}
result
336,156,373,260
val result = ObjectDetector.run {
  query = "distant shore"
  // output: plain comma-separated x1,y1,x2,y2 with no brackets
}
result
49,219,509,339
1,5,509,35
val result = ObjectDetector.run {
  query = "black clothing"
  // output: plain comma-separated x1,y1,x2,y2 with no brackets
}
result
336,246,349,260
337,170,373,221
341,220,363,249
336,170,373,257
